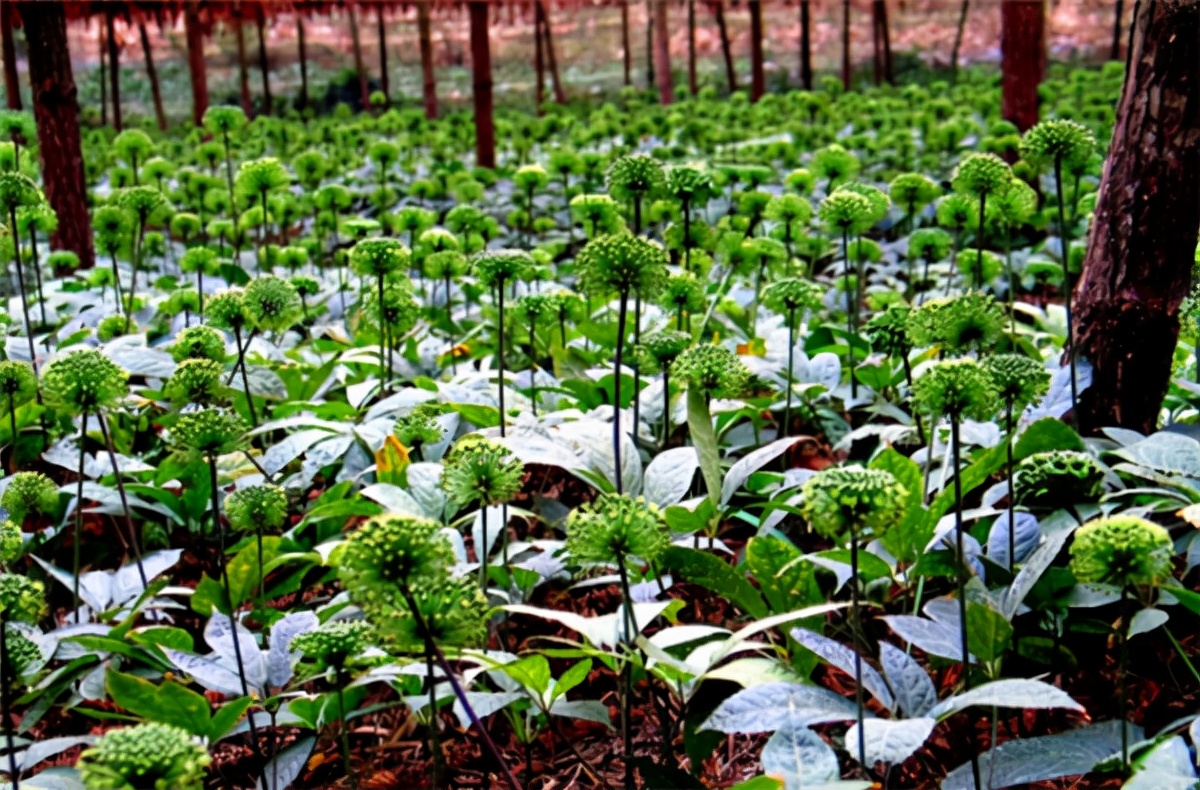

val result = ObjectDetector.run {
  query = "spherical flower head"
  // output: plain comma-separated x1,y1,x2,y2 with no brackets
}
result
78,722,211,790
905,293,1005,354
570,194,624,235
566,493,670,565
514,164,551,193
115,186,170,222
203,105,248,135
0,573,45,623
764,193,813,226
225,484,288,533
163,359,224,407
350,238,411,279
959,249,1005,283
96,315,131,343
5,629,40,677
1069,515,1172,588
866,304,913,358
235,157,290,201
179,247,218,276
659,273,706,316
0,172,41,214
0,520,22,566
291,620,376,671
112,129,155,166
440,439,524,508
665,165,714,205
205,289,248,331
382,574,490,650
358,281,419,336
1015,450,1105,508
763,277,823,316
394,406,443,448
169,408,248,457
837,182,891,226
801,466,907,539
2,473,59,525
338,515,454,612
41,350,129,416
952,152,1013,198
637,330,692,372
819,189,875,235
0,360,36,414
1021,119,1096,171
982,353,1050,411
986,178,1038,232
889,172,942,211
606,154,666,204
243,276,302,333
812,144,861,187
472,249,533,290
671,344,751,399
171,326,226,364
912,358,998,421
935,193,978,232
576,233,669,300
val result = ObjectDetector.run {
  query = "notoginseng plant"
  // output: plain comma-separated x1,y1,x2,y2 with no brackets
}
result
764,193,813,269
514,293,554,415
472,250,533,438
606,153,665,235
393,404,444,462
664,165,714,271
179,247,219,322
819,188,875,397
763,277,823,436
0,360,36,453
951,152,1012,290
76,722,211,790
2,472,57,545
905,292,1006,359
225,483,288,607
206,288,258,426
983,177,1038,332
659,271,706,332
41,349,146,608
0,572,44,789
575,233,669,489
888,171,941,236
440,436,524,588
114,185,171,332
801,466,906,771
565,493,670,790
235,158,290,269
0,172,44,366
569,194,623,239
291,620,377,789
635,329,692,445
337,515,518,790
1069,515,1173,771
15,202,56,327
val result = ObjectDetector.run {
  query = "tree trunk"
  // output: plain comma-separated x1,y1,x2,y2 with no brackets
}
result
255,5,272,115
687,0,698,94
749,0,765,100
873,0,893,84
106,9,122,130
377,2,389,101
296,14,308,110
1111,0,1125,60
417,0,438,118
539,1,566,103
23,2,94,269
621,1,632,86
1074,0,1200,435
185,3,208,125
534,2,546,111
799,0,813,90
348,5,368,109
99,19,107,126
645,0,655,89
139,22,167,130
1000,0,1045,132
469,1,494,169
235,17,252,116
653,0,673,103
841,0,851,90
713,1,737,92
0,0,19,110
951,0,969,79
872,0,883,84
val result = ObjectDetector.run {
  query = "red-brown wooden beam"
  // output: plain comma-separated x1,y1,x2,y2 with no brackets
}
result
469,0,494,169
377,2,389,101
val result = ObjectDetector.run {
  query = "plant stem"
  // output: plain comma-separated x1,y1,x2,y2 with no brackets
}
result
335,667,358,790
498,282,507,439
850,536,866,770
843,229,857,398
1119,585,1129,770
632,294,641,441
784,313,795,438
425,643,443,787
615,556,637,790
230,326,259,428
661,367,671,447
1053,158,1078,425
478,506,489,591
124,216,146,334
952,415,981,790
0,616,17,790
377,273,387,395
27,228,45,328
7,210,35,370
975,192,987,290
72,411,87,614
613,290,630,494
97,412,147,588
529,315,538,417
1006,401,1015,572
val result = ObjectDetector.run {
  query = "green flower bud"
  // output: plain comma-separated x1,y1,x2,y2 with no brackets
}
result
671,344,751,399
472,249,534,290
225,483,288,533
665,165,714,206
440,439,524,508
981,353,1050,412
606,154,666,203
96,315,132,343
812,144,860,188
171,326,227,364
169,408,248,457
952,152,1013,198
764,193,813,227
1015,450,1105,508
2,472,59,525
0,573,45,623
763,277,823,316
905,293,1005,355
393,406,444,449
566,493,670,565
802,466,907,539
0,172,41,214
819,189,875,235
0,520,23,566
935,193,978,232
382,574,490,650
203,105,247,135
5,628,40,678
912,358,998,421
1021,119,1096,172
575,233,669,300
243,275,302,333
179,247,219,276
164,359,225,407
205,289,249,332
636,330,692,373
350,238,411,279
1069,515,1172,588
235,158,290,202
41,350,129,416
889,172,942,212
79,722,211,790
0,361,37,415
866,304,913,358
338,515,455,612
570,194,624,236
291,619,376,671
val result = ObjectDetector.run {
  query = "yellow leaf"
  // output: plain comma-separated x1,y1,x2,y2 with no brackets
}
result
375,434,410,486
737,337,767,357
1179,504,1200,528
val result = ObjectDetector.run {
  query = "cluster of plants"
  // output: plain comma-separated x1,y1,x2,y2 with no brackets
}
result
0,61,1196,789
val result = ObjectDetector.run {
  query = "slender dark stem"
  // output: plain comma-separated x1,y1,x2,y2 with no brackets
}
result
28,229,45,328
72,412,87,613
784,313,795,437
124,217,146,334
478,506,489,591
197,269,205,322
850,536,866,770
425,644,443,787
1006,401,1015,572
335,667,358,790
1119,585,1130,770
377,273,387,394
8,210,34,371
614,291,630,494
7,405,15,457
843,229,857,398
975,193,987,290
661,368,671,447
615,556,637,790
97,412,147,588
529,315,539,417
0,616,17,790
632,294,641,438
498,283,507,439
1054,159,1078,425
231,326,259,428
952,416,981,790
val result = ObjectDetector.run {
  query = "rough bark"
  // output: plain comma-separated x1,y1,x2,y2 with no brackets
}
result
106,9,122,130
348,5,367,109
653,0,672,103
713,1,737,92
749,0,765,101
185,4,208,124
687,0,697,94
417,0,437,118
23,2,94,269
468,1,494,169
540,1,566,103
951,0,969,79
875,0,893,83
296,14,308,109
620,1,631,86
377,2,389,101
645,0,655,88
139,22,167,130
799,0,813,90
842,0,851,90
1000,0,1045,132
99,19,107,126
534,2,546,111
235,16,252,115
1112,0,1125,60
255,5,271,114
0,1,19,110
1074,0,1200,434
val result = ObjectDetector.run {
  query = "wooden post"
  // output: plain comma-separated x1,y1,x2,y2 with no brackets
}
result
349,4,368,109
417,0,438,118
1075,0,1200,434
539,1,566,103
799,0,813,90
296,13,309,109
621,1,632,86
377,2,389,101
713,1,737,92
687,0,697,94
185,3,208,125
653,0,672,104
139,22,167,130
468,1,494,169
841,0,851,90
106,8,122,130
22,1,94,269
1000,0,1045,132
0,0,19,110
256,3,272,114
235,15,252,116
749,0,765,101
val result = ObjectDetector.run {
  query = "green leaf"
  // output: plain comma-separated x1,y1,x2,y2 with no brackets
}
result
965,601,1014,662
500,655,552,696
104,671,212,737
871,447,932,564
208,696,253,741
687,388,723,507
659,546,768,620
225,537,282,609
1014,417,1085,459
930,443,1008,522
550,659,592,704
745,535,823,616
664,499,716,535
728,778,784,790
191,574,229,616
129,627,194,653
448,402,502,428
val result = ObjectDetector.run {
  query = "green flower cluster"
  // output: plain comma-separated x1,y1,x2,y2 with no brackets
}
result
171,326,226,364
606,154,666,203
670,344,751,399
385,574,490,650
204,289,248,332
41,350,129,416
575,233,669,300
394,405,443,449
637,330,692,373
0,520,22,566
225,484,288,533
801,466,907,539
1069,515,1172,588
982,353,1050,412
1015,450,1105,507
1021,119,1096,171
905,293,1005,354
243,276,302,332
866,304,913,358
2,472,58,525
889,172,941,212
0,361,36,415
440,438,524,508
169,408,248,457
763,277,823,316
472,249,533,289
951,152,1013,197
350,238,411,278
0,573,45,623
659,273,707,315
78,723,211,790
291,619,376,671
163,359,226,407
5,628,41,677
565,493,670,565
912,358,998,421
819,189,875,235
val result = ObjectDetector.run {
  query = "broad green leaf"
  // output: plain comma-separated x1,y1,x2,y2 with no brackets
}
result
844,717,936,766
745,535,822,616
870,447,931,564
104,671,212,737
965,600,1013,662
659,546,768,620
1013,417,1085,459
687,387,723,507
